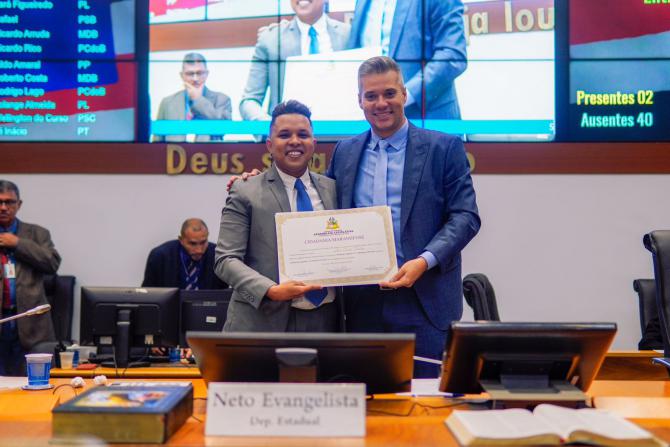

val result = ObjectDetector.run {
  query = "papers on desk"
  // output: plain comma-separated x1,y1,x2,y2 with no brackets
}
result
282,47,381,121
0,376,27,390
395,378,462,397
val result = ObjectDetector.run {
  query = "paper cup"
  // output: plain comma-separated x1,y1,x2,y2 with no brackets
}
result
59,351,74,369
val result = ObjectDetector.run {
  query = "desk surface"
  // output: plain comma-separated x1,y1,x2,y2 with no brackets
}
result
51,350,670,381
2,379,670,446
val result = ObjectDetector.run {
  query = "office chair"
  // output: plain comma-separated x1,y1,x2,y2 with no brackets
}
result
463,273,500,321
643,231,670,362
633,279,663,350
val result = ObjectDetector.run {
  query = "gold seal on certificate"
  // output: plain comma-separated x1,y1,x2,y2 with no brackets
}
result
275,206,398,286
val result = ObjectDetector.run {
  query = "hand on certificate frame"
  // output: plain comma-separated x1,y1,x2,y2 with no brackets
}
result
267,280,323,301
379,257,428,290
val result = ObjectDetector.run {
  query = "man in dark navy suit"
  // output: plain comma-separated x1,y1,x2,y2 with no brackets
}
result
327,56,480,377
142,218,226,290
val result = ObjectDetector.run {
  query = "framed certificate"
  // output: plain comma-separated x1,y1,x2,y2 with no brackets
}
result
275,206,398,286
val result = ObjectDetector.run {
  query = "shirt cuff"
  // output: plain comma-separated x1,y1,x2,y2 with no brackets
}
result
419,251,438,270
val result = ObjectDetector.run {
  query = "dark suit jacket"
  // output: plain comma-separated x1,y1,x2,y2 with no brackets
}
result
326,123,480,330
0,221,61,350
142,240,227,289
347,0,467,119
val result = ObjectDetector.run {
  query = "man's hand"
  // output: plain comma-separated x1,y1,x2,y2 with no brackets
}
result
226,168,261,191
266,281,323,301
0,233,18,249
184,81,204,101
380,257,428,289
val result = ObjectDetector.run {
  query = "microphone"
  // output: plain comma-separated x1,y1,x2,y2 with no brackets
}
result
0,304,51,325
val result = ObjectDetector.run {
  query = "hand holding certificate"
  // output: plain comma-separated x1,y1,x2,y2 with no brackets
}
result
275,206,398,287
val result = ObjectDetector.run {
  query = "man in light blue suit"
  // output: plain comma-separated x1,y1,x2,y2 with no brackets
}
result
327,57,480,377
239,0,350,121
347,0,467,119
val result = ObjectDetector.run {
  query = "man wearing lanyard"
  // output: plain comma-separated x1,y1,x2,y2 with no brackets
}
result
0,180,61,375
327,57,480,377
142,218,227,290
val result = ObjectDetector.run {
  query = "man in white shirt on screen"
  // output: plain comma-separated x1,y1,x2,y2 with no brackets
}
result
239,0,350,121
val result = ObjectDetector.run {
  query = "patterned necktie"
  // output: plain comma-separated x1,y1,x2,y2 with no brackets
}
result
372,140,389,206
294,178,327,306
184,260,199,290
308,26,320,55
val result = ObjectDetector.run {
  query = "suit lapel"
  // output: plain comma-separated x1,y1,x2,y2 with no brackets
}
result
265,164,291,212
282,19,302,58
400,124,429,235
340,132,370,209
310,173,336,210
389,0,413,56
326,18,346,50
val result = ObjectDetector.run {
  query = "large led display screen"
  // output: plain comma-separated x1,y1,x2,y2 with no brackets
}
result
148,0,556,142
568,0,670,141
0,0,137,141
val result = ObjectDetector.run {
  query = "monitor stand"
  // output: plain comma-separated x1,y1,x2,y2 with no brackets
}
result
100,309,150,369
275,347,318,383
480,375,591,409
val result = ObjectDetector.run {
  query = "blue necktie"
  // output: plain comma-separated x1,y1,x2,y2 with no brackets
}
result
184,260,199,290
308,26,319,55
295,178,327,306
372,140,389,206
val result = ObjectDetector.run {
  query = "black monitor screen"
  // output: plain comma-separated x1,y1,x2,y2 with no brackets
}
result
179,289,231,347
80,286,180,367
187,332,415,395
439,322,617,394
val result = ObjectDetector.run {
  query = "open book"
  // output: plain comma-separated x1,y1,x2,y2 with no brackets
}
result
445,404,664,446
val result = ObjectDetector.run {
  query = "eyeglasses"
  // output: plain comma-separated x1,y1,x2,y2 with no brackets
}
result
182,70,208,78
0,199,18,207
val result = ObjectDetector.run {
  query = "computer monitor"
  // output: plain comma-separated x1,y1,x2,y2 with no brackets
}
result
187,332,415,394
439,322,617,405
179,289,232,347
80,287,180,368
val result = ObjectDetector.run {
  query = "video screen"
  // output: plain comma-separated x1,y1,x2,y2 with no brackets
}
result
568,0,670,141
148,0,556,142
0,0,137,141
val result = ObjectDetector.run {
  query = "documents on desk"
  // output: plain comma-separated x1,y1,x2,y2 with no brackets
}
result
445,403,665,447
275,206,398,286
52,382,193,443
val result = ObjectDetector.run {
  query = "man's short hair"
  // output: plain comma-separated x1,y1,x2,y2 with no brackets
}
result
182,52,207,67
0,180,20,200
180,218,208,237
358,56,404,87
269,100,312,132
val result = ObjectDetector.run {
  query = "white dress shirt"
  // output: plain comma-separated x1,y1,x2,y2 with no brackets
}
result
276,167,336,310
295,14,334,55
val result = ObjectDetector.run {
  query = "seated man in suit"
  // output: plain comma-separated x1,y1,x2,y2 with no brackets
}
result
154,52,232,142
216,100,341,332
239,0,350,121
0,180,61,375
142,218,227,290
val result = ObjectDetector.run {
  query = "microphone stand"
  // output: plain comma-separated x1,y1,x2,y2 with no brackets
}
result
0,304,51,325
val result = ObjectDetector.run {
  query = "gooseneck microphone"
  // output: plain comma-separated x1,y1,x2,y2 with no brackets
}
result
0,304,51,325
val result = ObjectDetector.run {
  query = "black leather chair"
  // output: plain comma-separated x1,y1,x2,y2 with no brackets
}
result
43,274,75,344
643,231,670,356
633,279,663,350
463,273,500,321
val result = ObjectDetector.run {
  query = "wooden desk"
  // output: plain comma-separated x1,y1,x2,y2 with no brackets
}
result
50,363,201,379
51,350,670,381
597,350,669,380
3,379,670,446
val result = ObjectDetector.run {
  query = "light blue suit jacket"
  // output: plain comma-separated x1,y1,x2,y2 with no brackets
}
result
347,0,467,119
326,124,480,329
240,16,350,121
